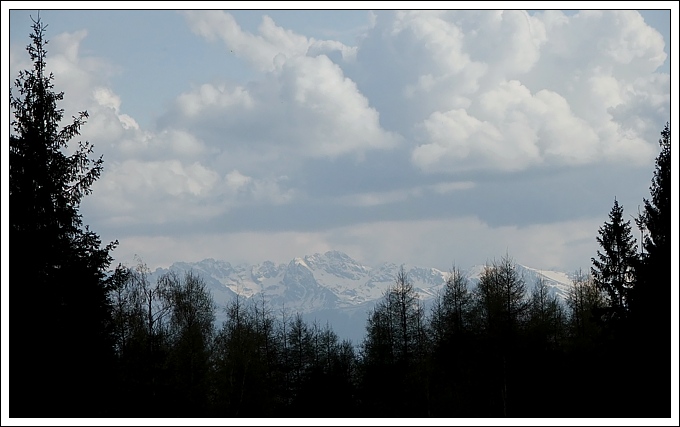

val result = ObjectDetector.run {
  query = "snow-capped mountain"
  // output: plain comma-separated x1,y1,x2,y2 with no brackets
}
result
149,251,575,343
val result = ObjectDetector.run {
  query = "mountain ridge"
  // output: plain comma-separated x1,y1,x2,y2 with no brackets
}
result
146,250,576,343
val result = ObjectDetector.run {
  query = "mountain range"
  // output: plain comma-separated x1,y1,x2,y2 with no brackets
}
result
149,250,575,344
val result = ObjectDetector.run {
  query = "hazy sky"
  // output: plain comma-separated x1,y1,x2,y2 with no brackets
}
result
4,5,675,273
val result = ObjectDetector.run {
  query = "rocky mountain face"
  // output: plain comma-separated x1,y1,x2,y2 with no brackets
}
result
149,250,574,344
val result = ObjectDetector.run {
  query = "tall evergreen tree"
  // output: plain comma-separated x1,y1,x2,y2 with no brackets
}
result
629,122,671,417
633,122,670,321
591,199,638,318
642,122,671,264
10,16,117,416
590,200,643,416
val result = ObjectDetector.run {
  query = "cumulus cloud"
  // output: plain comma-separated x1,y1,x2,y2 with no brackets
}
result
43,30,120,116
307,39,358,62
351,10,667,174
184,12,310,72
177,11,400,161
175,83,254,118
85,159,220,225
412,80,612,172
183,11,358,71
412,107,535,173
276,54,400,158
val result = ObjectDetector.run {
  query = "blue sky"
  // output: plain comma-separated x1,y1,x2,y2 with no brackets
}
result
4,5,676,275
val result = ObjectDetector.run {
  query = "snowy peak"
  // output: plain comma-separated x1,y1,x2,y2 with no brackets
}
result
516,265,573,299
150,252,575,316
303,250,371,280
147,252,577,343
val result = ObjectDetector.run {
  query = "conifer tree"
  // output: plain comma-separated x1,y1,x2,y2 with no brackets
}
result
628,122,671,417
633,123,670,322
642,123,670,265
591,199,638,318
10,15,117,416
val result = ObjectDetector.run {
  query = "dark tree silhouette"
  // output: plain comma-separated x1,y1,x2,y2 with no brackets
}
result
565,270,605,348
633,122,670,323
359,267,428,416
471,256,529,416
641,123,671,264
10,15,118,416
162,271,216,415
629,122,671,417
526,277,564,352
591,199,638,318
109,260,173,416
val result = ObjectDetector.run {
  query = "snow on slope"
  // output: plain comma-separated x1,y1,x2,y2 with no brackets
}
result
151,251,575,312
147,251,579,343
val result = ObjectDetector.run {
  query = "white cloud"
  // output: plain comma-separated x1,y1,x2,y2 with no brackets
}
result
412,107,539,173
307,39,357,62
85,161,298,227
79,100,210,162
176,83,254,117
225,170,251,192
93,158,217,201
595,11,667,70
169,21,400,160
92,87,122,112
394,10,667,173
184,11,309,72
277,54,400,158
58,92,285,227
41,30,120,118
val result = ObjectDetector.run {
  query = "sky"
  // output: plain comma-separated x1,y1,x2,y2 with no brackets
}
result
3,4,677,276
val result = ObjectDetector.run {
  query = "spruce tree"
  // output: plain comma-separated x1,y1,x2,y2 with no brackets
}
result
591,199,638,318
642,123,671,264
633,123,670,322
10,15,117,416
628,122,671,417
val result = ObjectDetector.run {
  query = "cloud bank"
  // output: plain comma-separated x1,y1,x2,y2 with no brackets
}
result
9,10,668,272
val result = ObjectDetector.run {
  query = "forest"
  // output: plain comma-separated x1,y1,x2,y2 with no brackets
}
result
9,17,671,418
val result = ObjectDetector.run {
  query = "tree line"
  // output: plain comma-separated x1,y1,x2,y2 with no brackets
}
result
9,17,670,418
